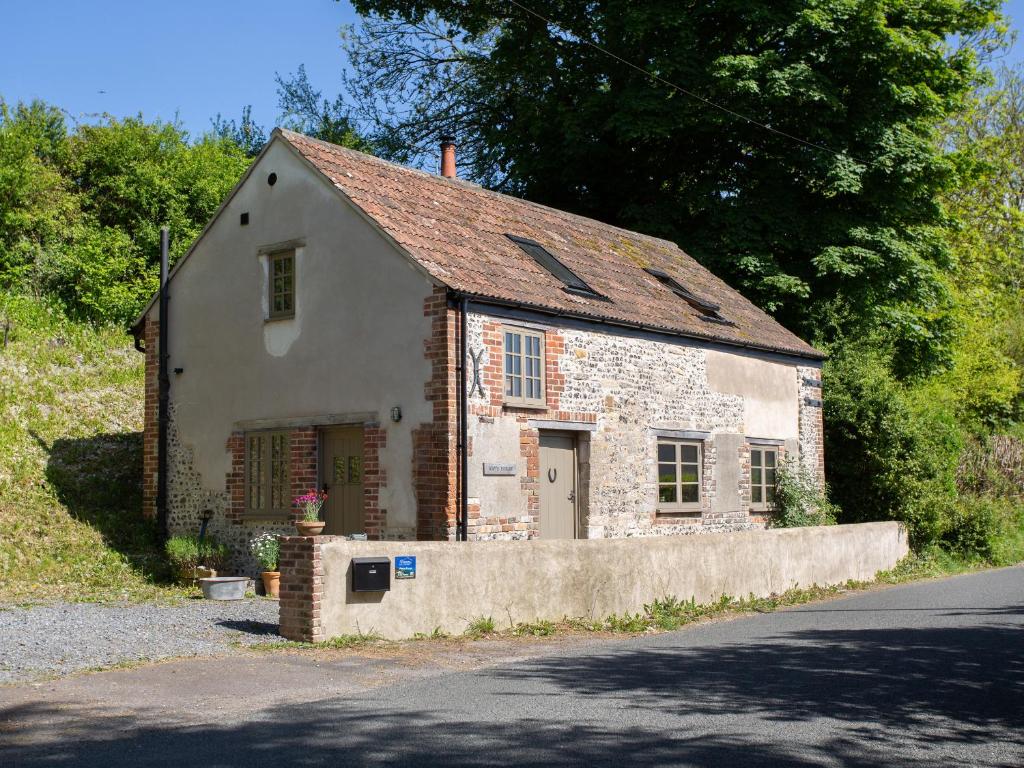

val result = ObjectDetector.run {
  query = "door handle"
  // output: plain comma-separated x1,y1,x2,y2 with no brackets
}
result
568,489,575,503
322,483,331,492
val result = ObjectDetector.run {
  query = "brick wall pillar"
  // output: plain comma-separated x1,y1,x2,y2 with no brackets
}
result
278,535,326,642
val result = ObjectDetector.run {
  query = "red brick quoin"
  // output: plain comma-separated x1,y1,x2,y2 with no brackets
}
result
413,287,458,540
142,317,159,520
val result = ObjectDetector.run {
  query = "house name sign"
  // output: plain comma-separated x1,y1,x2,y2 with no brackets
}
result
482,462,517,476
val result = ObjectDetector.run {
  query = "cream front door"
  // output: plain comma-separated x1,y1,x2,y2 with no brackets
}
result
321,427,364,536
539,432,577,539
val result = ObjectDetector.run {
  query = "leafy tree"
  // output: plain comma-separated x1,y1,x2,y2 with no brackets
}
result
0,101,79,289
941,64,1024,420
344,0,1005,374
276,64,373,150
0,103,253,324
211,105,268,157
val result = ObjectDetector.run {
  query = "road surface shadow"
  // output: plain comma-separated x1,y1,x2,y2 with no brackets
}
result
0,699,883,768
488,621,1023,752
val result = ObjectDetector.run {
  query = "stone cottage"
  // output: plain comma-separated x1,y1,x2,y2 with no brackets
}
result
131,129,824,568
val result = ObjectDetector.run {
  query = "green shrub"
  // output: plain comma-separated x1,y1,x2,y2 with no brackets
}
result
823,344,962,548
165,536,199,572
770,458,838,528
165,535,231,578
988,499,1024,566
943,496,1024,565
200,539,231,572
941,499,997,560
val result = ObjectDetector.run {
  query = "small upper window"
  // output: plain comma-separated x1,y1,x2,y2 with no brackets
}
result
503,326,545,408
750,446,778,510
269,250,295,318
657,439,703,513
644,267,733,325
506,234,606,300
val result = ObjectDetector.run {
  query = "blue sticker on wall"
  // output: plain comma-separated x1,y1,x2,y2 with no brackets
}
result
395,556,416,580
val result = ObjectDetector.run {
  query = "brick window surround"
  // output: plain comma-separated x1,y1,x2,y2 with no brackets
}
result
226,424,385,537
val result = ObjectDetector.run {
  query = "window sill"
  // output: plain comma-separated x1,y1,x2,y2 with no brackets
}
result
655,508,702,519
265,313,295,323
240,512,292,522
502,402,548,412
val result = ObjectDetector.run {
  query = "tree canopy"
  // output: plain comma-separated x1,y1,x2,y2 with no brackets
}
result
0,104,252,324
345,0,1006,375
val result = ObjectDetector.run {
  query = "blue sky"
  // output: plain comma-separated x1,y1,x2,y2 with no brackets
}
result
0,0,360,137
2,0,1024,138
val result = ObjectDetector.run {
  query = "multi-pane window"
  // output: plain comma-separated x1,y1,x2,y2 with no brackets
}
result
503,327,545,407
245,431,290,517
750,447,778,509
657,440,702,512
269,250,295,318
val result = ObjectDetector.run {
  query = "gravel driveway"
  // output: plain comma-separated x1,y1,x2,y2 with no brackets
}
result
0,599,280,684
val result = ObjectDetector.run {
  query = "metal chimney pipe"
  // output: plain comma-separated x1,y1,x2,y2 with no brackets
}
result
440,136,456,178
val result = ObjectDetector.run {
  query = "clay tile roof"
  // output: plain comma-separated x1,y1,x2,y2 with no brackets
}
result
280,129,822,360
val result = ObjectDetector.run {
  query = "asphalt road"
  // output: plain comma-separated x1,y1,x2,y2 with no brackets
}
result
2,567,1021,767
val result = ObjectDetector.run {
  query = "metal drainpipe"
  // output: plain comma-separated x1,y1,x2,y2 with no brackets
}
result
156,227,170,541
459,295,469,541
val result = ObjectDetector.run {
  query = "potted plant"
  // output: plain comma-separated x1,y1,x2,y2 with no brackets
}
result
250,533,281,598
294,489,327,535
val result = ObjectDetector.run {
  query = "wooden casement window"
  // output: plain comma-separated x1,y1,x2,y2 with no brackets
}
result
503,326,545,408
750,446,779,510
245,431,290,517
657,440,703,513
268,250,295,318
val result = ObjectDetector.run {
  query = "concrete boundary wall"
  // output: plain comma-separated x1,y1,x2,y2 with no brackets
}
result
278,522,908,641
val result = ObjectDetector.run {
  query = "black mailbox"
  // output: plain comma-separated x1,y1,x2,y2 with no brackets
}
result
352,557,390,592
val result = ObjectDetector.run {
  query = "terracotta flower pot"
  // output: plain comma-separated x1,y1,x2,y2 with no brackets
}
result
261,570,281,599
295,520,325,536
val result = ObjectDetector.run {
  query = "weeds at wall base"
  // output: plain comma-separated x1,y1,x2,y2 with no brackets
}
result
249,631,386,651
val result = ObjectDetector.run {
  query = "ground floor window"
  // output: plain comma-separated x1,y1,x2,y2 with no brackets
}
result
750,446,778,510
245,431,290,517
657,439,702,513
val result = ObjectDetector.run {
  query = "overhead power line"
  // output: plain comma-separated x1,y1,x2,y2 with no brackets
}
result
505,0,866,167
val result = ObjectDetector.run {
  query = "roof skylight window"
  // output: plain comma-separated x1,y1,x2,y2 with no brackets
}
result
643,267,733,326
506,234,606,300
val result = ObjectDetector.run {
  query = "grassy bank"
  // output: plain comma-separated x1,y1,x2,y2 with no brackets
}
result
0,294,187,602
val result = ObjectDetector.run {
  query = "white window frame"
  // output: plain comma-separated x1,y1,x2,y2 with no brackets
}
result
656,439,703,513
502,325,546,408
750,445,779,511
